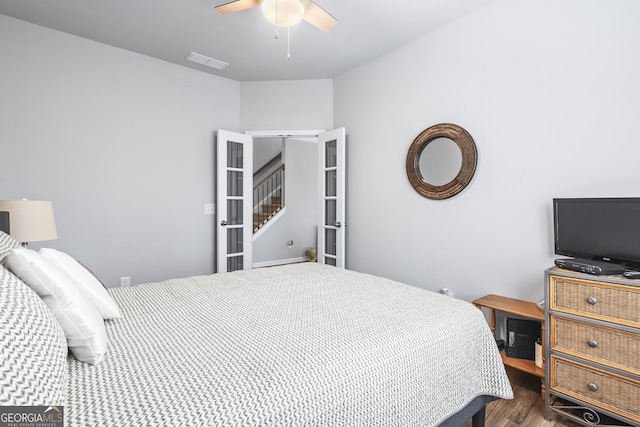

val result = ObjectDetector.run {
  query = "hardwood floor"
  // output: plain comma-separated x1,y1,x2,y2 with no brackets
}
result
462,367,582,427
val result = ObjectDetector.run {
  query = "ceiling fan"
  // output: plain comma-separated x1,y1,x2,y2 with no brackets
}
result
215,0,338,32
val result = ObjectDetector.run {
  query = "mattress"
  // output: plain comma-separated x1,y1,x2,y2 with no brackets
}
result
66,263,512,426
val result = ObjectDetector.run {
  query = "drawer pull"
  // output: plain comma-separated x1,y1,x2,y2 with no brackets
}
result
587,339,598,348
587,296,598,305
588,383,599,392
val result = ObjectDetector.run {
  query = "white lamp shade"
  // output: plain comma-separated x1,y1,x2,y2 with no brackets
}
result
0,200,58,243
262,0,304,27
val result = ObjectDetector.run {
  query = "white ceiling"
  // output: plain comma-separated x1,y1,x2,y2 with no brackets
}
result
0,0,496,82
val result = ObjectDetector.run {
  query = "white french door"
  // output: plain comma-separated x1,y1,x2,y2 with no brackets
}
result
318,128,346,268
216,130,253,272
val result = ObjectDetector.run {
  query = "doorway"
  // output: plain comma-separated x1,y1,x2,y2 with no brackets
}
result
216,128,345,272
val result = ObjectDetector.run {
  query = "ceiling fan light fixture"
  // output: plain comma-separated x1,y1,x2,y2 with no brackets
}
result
262,0,304,28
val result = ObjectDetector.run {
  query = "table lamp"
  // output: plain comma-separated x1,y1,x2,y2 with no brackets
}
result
0,200,58,246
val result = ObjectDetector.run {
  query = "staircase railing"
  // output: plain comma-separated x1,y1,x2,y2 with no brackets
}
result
254,153,282,181
253,164,284,232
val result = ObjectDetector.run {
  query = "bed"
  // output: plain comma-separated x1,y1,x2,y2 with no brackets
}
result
1,232,512,426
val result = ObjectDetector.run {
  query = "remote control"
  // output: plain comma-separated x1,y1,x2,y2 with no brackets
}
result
622,270,640,279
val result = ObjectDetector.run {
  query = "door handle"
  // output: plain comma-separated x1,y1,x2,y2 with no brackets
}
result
220,220,227,226
334,221,342,228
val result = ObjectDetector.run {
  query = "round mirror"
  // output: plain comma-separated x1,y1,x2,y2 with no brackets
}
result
406,123,477,200
418,137,463,186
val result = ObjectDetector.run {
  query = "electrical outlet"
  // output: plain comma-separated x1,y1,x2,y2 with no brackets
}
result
440,288,454,298
120,276,131,287
204,203,215,215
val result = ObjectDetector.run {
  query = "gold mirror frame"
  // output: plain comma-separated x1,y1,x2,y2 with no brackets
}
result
406,123,477,200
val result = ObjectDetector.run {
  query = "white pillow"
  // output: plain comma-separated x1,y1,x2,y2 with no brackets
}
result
3,248,107,365
40,248,121,319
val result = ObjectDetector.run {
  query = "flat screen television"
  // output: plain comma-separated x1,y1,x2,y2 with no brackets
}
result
553,198,640,270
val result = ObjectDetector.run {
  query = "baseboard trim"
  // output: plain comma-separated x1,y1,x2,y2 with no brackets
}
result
253,257,307,268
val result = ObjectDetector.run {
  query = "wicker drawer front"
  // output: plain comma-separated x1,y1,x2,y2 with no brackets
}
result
550,275,640,328
550,316,640,376
550,356,640,423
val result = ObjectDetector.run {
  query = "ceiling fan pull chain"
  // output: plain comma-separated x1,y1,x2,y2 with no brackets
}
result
287,27,291,61
271,0,278,39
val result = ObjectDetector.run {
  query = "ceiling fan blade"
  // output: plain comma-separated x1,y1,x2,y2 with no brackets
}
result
302,0,337,32
215,0,263,14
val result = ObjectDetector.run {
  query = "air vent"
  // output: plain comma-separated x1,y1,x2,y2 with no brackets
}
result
186,52,229,71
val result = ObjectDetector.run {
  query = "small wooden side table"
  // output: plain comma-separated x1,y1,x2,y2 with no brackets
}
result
473,294,545,398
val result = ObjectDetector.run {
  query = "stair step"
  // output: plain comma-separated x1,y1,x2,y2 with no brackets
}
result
252,206,283,232
255,205,282,216
260,205,280,214
254,213,270,221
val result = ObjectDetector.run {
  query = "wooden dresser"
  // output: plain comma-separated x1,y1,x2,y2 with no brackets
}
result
544,267,640,426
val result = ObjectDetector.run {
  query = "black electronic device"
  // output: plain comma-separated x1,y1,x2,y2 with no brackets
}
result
555,258,625,275
0,211,9,234
553,198,640,272
505,318,541,361
622,270,640,279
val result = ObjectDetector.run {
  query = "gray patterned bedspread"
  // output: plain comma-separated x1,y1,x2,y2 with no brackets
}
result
67,263,512,426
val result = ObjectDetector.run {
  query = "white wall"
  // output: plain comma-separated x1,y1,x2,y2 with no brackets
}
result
241,80,332,266
240,80,333,131
0,16,334,285
5,0,638,300
0,15,240,286
334,0,640,302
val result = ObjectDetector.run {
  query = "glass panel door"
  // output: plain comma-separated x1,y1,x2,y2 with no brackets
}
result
217,130,253,272
318,128,346,268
